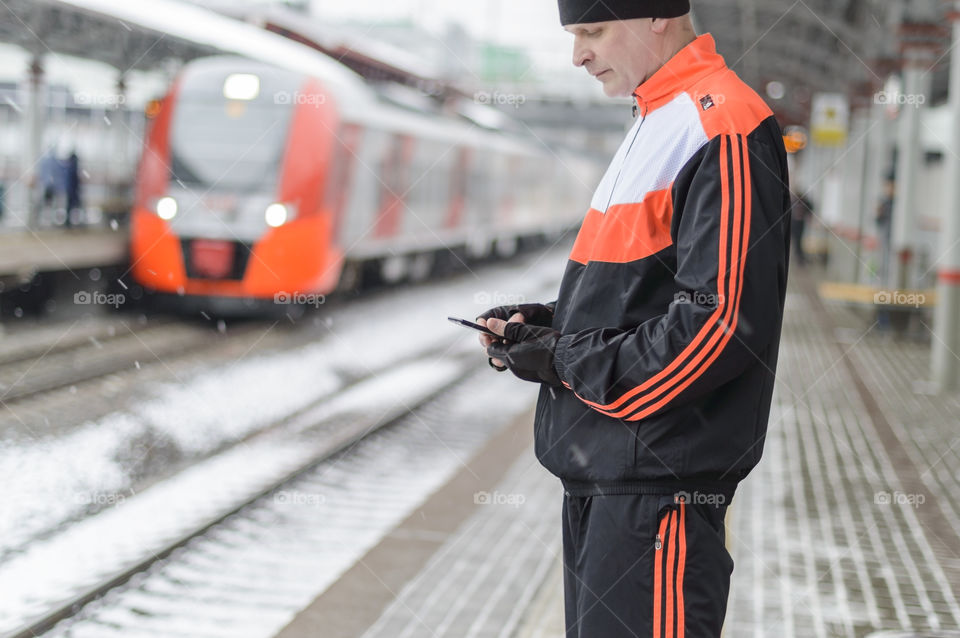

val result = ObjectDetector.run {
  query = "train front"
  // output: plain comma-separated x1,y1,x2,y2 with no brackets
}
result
130,56,343,312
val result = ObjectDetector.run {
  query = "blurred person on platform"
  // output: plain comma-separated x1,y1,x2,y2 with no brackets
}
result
39,147,61,214
64,151,82,228
875,175,895,284
790,189,814,267
475,1,791,636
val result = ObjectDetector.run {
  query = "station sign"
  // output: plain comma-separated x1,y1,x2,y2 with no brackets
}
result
810,93,849,147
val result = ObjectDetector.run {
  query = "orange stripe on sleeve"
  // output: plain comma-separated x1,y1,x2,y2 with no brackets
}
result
621,135,750,421
570,135,734,416
621,134,752,421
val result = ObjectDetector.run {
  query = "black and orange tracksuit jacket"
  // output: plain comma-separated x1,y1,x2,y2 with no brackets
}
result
538,34,791,499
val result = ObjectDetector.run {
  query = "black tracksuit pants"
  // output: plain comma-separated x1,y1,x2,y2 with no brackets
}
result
561,493,733,638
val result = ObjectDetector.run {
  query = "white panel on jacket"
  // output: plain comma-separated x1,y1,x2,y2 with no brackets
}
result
589,93,710,213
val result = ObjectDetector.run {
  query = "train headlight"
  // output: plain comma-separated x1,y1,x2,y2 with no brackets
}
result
223,74,260,101
265,203,289,228
156,196,178,220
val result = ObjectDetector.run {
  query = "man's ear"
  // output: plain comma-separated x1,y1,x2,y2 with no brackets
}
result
649,17,671,35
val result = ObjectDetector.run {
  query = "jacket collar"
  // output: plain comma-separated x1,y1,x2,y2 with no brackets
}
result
632,34,726,116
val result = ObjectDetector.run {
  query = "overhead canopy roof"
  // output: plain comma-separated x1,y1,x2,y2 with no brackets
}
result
693,0,950,124
0,0,367,96
0,0,209,71
0,0,952,128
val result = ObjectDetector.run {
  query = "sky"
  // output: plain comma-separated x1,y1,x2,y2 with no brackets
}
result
0,0,600,106
310,0,582,76
311,0,567,46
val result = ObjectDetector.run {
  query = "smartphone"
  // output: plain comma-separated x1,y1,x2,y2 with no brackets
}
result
447,316,507,339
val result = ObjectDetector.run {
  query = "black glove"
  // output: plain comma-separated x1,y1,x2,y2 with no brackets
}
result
486,322,562,387
477,303,555,328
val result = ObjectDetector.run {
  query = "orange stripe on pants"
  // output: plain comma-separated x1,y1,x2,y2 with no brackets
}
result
665,509,677,636
676,504,687,638
653,512,670,638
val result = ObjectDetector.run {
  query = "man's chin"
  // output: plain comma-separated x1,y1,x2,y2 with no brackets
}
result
601,83,629,98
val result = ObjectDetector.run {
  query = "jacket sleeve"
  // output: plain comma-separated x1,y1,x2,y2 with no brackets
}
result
552,132,789,422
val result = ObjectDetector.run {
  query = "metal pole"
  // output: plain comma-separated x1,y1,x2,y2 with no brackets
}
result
862,83,893,284
890,49,932,291
932,3,960,391
846,110,870,283
24,55,44,229
113,75,128,186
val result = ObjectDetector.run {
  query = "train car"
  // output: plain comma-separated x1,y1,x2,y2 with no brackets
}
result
130,54,595,313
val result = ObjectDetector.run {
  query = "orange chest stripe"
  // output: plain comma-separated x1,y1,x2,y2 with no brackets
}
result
569,189,674,265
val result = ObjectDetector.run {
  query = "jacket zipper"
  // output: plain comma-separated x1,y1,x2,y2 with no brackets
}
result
604,96,645,213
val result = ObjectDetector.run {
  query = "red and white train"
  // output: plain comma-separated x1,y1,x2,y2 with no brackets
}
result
130,54,596,312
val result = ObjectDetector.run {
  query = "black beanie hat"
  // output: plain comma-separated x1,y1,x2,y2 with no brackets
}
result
559,0,690,26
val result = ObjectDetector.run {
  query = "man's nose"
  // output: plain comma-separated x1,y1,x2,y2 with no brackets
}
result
572,38,591,67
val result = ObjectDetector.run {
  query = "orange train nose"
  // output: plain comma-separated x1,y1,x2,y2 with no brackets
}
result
130,208,343,299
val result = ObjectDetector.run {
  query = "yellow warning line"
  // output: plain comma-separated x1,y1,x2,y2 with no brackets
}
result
817,281,937,308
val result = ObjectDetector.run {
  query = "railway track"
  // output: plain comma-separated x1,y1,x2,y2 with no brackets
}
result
0,243,567,409
0,318,272,404
0,246,568,637
0,316,175,367
1,352,532,638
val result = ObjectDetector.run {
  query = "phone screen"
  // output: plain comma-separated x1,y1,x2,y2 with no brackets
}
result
447,316,502,338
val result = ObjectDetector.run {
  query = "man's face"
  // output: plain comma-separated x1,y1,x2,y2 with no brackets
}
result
566,19,663,98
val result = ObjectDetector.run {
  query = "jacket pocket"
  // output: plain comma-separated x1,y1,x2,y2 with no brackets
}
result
652,496,686,635
654,495,678,545
631,422,643,470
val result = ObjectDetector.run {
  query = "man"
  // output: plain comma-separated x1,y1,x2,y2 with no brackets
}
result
790,189,814,266
65,151,82,228
477,1,791,636
876,175,895,284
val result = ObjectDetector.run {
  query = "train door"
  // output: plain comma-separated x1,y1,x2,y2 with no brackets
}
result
323,122,364,242
373,134,415,239
445,146,472,231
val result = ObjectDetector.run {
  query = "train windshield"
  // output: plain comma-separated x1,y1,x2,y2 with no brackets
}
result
170,65,299,194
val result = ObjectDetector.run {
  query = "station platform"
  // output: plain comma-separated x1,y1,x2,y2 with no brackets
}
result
272,266,960,638
0,227,128,281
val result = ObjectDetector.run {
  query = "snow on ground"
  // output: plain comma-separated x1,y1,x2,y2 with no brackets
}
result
0,349,343,559
37,369,541,638
0,357,472,635
0,245,567,575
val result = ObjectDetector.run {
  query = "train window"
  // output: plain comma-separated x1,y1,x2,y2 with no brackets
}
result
170,91,295,193
324,124,363,235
